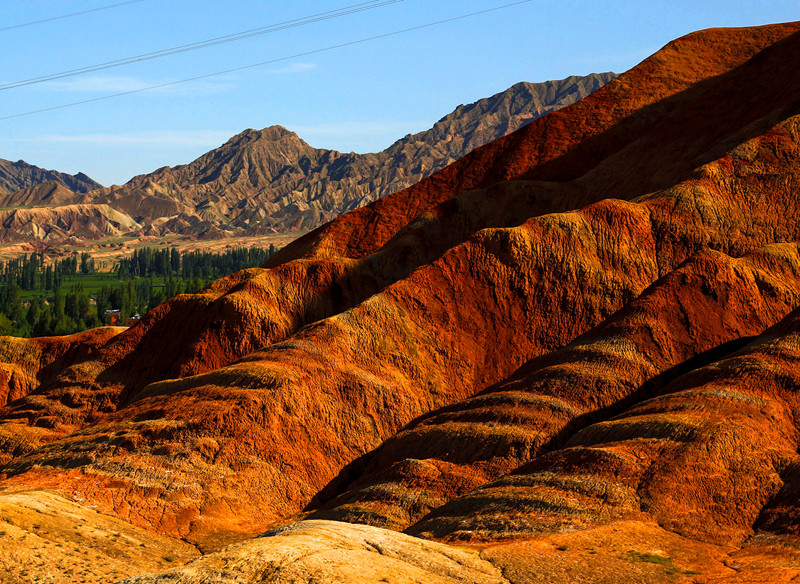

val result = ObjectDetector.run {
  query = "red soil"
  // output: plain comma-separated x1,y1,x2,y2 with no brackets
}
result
0,23,799,565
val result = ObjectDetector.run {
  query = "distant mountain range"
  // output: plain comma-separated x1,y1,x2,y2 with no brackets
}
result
0,158,101,196
0,73,614,243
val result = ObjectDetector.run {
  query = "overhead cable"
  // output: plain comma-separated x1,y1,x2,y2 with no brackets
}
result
0,0,534,121
0,0,145,33
0,0,404,91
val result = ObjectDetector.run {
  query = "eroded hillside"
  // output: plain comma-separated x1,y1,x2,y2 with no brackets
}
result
0,22,799,584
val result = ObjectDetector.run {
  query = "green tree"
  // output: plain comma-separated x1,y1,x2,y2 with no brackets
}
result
26,297,43,328
33,310,52,337
0,314,13,336
4,284,22,322
80,252,95,274
53,315,77,336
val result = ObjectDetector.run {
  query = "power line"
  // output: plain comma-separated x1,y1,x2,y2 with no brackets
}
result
0,0,534,122
0,0,145,32
0,1,404,91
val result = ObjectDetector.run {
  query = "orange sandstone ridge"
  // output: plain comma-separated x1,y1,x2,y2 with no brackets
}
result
1,22,800,584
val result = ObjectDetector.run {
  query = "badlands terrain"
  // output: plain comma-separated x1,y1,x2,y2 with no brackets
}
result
0,21,799,584
0,72,612,258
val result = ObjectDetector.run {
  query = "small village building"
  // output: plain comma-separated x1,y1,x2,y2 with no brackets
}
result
104,309,121,325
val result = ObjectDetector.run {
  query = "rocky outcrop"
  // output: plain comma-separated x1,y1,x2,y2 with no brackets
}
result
119,520,505,584
0,489,198,584
120,518,800,584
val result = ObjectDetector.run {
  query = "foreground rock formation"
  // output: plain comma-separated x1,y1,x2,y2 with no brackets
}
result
0,74,613,244
120,520,504,584
118,519,800,584
1,21,800,583
0,489,198,584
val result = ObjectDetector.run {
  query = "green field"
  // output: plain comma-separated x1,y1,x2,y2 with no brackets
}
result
19,272,183,301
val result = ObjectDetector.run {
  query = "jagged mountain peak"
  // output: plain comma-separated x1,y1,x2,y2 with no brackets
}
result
71,73,616,238
223,125,303,146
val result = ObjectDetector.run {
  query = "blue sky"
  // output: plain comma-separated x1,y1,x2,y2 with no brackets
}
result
1,1,797,186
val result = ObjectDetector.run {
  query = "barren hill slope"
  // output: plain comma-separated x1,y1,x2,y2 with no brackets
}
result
311,246,800,531
406,300,800,546
0,181,79,209
0,489,197,584
0,204,142,242
78,73,613,235
0,22,799,584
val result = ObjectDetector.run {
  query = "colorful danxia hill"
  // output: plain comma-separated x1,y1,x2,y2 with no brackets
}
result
0,22,799,584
